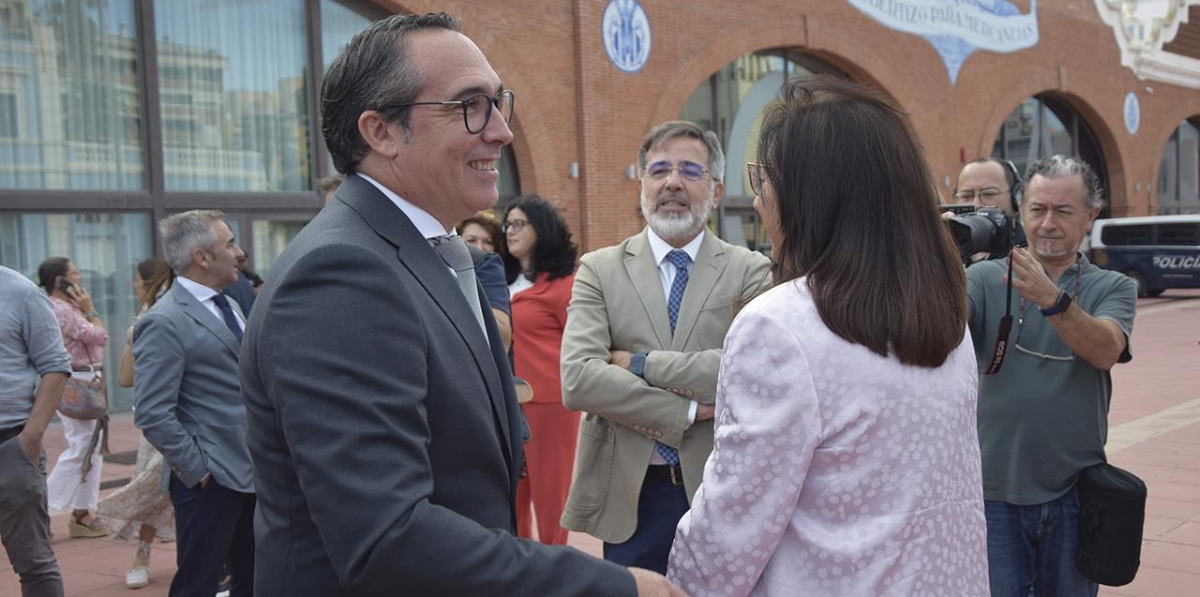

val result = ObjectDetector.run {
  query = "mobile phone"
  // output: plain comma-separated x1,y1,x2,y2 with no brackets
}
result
55,277,75,294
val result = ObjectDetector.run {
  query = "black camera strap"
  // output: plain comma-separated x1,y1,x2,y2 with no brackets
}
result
982,254,1016,375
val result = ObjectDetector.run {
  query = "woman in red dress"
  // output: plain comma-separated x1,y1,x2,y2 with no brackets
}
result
502,195,579,545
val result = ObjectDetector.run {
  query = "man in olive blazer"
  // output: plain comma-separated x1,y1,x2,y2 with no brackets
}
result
561,121,772,573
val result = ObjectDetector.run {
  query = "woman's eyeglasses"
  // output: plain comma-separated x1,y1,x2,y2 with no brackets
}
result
746,162,768,197
502,219,528,234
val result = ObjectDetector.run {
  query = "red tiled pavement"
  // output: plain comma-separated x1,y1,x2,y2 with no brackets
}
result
4,291,1199,596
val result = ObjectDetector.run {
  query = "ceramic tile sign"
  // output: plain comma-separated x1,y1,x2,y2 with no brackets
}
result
1124,91,1140,136
845,0,1040,85
603,0,651,74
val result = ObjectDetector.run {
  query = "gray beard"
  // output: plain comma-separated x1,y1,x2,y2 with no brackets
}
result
643,199,711,244
646,212,704,243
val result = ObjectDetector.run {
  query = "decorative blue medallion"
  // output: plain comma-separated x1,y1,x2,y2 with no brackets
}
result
845,0,1040,85
1124,92,1140,136
602,0,651,74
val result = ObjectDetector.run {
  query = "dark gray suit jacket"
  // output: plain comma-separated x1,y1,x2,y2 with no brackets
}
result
133,281,253,493
239,174,634,596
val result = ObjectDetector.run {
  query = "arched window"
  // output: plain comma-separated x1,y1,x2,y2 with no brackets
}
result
992,95,1110,216
679,50,842,253
1158,119,1200,214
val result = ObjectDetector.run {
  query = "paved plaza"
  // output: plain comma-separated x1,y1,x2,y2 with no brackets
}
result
3,291,1198,596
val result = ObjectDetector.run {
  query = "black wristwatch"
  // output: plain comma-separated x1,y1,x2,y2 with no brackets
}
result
1040,291,1073,317
629,352,649,378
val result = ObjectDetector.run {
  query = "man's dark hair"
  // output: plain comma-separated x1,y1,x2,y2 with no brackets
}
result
321,12,462,174
757,74,966,368
963,156,1019,192
502,195,577,284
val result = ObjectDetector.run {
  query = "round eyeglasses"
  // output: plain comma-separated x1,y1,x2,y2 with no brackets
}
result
382,90,515,134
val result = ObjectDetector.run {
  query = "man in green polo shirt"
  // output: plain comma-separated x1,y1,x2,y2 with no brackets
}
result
966,155,1137,597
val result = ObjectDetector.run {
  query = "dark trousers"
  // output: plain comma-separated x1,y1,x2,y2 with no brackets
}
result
168,475,255,597
602,467,690,575
0,435,62,597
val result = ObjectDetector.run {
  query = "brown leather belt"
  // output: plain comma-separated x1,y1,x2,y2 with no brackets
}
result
645,464,684,486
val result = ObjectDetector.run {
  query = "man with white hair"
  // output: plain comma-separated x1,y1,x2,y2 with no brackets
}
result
134,209,254,597
560,120,771,574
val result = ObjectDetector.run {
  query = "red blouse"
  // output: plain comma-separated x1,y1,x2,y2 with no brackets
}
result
510,272,574,404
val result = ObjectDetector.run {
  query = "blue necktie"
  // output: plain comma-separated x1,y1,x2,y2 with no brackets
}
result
656,249,692,467
212,293,243,343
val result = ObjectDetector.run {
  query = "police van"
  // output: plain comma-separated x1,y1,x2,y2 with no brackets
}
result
1090,214,1200,297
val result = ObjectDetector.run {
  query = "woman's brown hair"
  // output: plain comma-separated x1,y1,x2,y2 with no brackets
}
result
757,75,966,368
457,211,507,260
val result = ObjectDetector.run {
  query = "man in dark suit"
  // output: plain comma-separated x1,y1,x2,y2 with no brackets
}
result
134,210,254,597
239,13,683,597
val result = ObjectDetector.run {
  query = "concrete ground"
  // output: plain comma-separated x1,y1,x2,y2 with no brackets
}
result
3,291,1198,596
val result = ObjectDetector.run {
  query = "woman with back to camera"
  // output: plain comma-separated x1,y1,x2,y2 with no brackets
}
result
668,75,988,596
97,259,175,589
39,256,110,539
502,194,579,545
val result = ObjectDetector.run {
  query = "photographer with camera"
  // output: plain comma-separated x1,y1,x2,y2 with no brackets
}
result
943,157,1027,264
966,155,1137,596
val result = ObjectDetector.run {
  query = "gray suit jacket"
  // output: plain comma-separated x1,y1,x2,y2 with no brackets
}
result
133,281,253,493
560,229,771,542
239,174,633,597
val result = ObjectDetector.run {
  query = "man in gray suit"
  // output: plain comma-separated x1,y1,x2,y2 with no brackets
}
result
239,13,682,597
561,120,772,574
134,209,254,597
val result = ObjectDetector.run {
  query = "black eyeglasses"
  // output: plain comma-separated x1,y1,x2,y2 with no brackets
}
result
382,90,515,134
645,161,710,183
502,219,528,234
746,162,769,196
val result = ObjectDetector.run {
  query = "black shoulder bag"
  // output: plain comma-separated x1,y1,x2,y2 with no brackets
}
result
1076,462,1147,586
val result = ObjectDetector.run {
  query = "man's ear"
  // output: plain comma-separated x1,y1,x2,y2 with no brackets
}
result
710,180,725,209
192,247,210,270
358,111,402,159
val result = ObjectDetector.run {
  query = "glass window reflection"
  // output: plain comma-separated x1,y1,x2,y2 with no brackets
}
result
251,219,305,278
0,0,144,190
0,212,153,411
155,0,310,191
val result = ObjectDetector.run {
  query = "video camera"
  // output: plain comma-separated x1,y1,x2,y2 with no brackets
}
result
945,206,1012,261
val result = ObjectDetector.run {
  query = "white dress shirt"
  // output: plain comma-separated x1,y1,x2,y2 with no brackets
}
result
358,173,487,340
175,276,245,332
